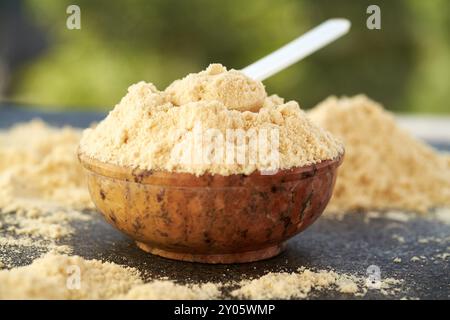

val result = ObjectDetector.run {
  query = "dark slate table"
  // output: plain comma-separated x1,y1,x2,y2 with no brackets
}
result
1,105,449,299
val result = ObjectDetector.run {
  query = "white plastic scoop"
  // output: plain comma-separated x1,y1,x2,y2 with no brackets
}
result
241,18,351,81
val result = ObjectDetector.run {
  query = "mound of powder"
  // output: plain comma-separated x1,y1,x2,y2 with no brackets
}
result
118,281,221,300
308,95,450,213
79,64,343,176
0,120,92,213
0,252,143,299
0,252,220,300
0,252,402,300
231,269,361,299
0,120,92,247
166,63,267,112
231,268,402,299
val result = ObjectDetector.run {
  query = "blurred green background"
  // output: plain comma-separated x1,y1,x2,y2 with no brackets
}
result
0,0,449,113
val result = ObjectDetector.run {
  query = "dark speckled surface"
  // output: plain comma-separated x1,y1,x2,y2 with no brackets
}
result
1,107,449,299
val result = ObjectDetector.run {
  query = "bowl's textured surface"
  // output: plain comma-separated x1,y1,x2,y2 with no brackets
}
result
78,152,343,263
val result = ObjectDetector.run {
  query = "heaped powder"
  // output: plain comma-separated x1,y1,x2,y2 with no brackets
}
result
0,120,93,213
308,95,450,213
231,268,403,299
0,252,402,299
0,120,92,245
79,64,343,176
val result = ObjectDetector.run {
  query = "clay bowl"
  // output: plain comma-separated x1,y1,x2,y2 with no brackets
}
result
78,152,344,264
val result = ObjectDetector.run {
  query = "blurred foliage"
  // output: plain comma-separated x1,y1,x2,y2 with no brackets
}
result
6,0,450,113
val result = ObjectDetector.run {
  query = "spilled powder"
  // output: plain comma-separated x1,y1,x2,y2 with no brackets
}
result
0,253,142,299
0,120,93,212
79,64,343,176
0,97,443,299
0,120,92,253
230,268,402,299
0,252,402,300
118,281,221,300
308,95,450,213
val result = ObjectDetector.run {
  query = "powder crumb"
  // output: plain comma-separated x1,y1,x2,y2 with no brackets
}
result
410,256,421,262
433,207,450,225
435,253,449,260
336,277,359,294
80,64,343,176
418,236,449,244
308,95,450,213
384,211,413,222
393,257,402,263
378,278,403,296
392,235,405,243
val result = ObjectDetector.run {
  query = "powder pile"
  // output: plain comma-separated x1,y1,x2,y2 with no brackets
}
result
0,252,402,300
231,268,402,299
230,269,362,299
165,63,267,112
0,253,142,299
308,95,450,213
0,120,93,213
0,252,217,300
118,281,221,300
79,64,343,176
0,120,92,251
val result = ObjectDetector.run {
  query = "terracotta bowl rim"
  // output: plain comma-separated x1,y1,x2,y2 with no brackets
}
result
78,150,344,186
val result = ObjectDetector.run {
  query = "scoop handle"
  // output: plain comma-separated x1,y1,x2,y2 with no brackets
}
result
241,18,351,81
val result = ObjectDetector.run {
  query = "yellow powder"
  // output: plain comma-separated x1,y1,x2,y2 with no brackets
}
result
79,64,343,176
231,268,402,299
0,120,93,212
165,63,267,112
308,95,450,213
0,252,221,300
0,253,143,299
0,120,93,245
230,269,361,299
118,281,221,300
0,251,403,300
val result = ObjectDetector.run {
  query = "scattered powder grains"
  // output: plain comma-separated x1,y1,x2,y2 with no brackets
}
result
79,64,343,176
0,120,93,213
230,268,402,299
0,120,93,252
393,257,402,263
0,253,402,299
308,95,450,213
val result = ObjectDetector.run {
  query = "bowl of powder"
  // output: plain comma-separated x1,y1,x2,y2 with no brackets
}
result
78,64,344,263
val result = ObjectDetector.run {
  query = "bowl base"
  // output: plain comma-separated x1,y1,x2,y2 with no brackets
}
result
135,241,285,264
